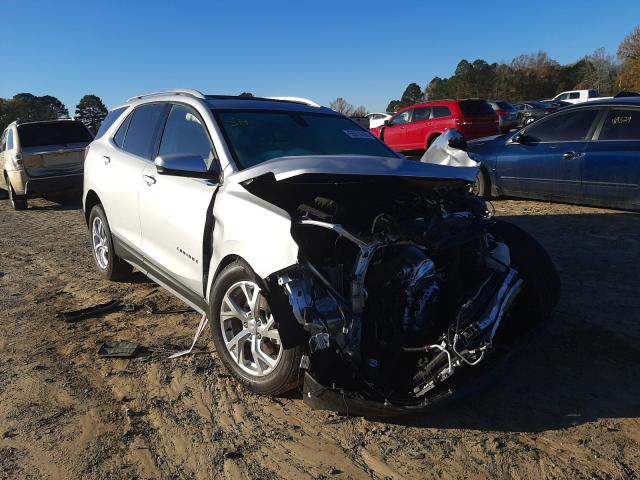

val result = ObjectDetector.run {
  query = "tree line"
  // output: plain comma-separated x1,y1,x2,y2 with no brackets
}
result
384,25,640,112
0,94,108,133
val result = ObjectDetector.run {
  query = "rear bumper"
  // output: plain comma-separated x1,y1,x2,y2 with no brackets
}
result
25,173,83,195
499,118,518,131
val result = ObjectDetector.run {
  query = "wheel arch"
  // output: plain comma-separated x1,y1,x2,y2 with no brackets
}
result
84,190,102,226
426,132,442,149
478,163,492,197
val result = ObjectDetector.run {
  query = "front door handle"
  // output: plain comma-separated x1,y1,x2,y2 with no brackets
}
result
562,151,580,159
103,155,111,165
143,175,156,186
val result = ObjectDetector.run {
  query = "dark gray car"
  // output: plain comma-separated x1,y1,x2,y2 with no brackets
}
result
488,100,518,132
513,101,556,127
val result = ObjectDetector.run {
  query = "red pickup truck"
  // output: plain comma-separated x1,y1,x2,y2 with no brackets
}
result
371,99,499,153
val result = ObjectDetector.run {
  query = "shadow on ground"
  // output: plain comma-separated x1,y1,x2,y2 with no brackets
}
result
385,211,640,432
26,191,83,211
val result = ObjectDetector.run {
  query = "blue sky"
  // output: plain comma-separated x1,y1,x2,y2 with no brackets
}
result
2,0,638,113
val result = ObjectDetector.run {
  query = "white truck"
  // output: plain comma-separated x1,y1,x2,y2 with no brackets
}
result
547,89,612,104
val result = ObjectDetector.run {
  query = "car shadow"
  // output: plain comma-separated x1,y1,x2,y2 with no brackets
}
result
27,191,83,211
379,210,640,432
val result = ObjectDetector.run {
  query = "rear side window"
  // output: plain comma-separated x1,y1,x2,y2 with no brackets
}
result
7,130,14,150
96,107,127,139
569,92,580,99
17,121,92,148
588,90,598,98
113,113,132,148
526,109,599,142
159,104,215,168
122,103,168,160
411,107,430,121
432,106,452,118
459,100,495,116
598,108,640,141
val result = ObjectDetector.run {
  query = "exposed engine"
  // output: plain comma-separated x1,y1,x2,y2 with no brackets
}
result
242,173,553,413
275,193,516,407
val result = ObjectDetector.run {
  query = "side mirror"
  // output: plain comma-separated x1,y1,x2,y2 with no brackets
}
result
155,154,219,180
383,119,391,126
510,132,536,145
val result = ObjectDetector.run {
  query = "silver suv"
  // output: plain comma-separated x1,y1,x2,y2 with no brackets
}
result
84,89,558,414
1,119,93,209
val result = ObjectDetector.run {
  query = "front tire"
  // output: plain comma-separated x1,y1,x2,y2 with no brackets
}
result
471,168,489,198
8,181,27,210
89,205,133,281
209,261,304,395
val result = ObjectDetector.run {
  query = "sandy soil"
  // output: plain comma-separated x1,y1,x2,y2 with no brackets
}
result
0,194,639,480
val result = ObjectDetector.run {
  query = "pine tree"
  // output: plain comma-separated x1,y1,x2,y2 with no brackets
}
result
75,95,108,132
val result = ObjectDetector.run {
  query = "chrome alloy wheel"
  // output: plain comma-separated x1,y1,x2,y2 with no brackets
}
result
219,281,282,377
92,216,109,270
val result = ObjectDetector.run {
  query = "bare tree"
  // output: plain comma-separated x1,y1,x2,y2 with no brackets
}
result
330,97,354,115
351,105,368,117
581,48,619,95
618,26,640,91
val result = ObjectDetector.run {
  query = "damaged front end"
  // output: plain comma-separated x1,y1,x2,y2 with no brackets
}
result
236,159,557,415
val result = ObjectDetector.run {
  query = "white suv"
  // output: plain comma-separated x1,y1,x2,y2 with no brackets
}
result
84,89,557,414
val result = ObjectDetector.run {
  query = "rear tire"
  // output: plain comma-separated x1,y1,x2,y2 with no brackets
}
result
209,260,304,395
89,205,133,281
8,181,27,210
426,133,441,149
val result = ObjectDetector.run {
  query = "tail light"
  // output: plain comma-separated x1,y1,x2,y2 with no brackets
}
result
10,153,23,169
84,145,90,161
545,108,554,113
495,109,507,117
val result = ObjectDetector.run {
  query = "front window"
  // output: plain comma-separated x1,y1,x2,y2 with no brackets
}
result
390,110,411,125
159,104,216,168
215,110,398,169
525,108,599,142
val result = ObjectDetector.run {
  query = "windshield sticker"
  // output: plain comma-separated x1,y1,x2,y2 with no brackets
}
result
223,119,249,127
344,129,375,139
611,115,632,125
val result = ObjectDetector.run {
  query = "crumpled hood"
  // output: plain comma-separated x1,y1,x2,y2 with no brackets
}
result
227,155,479,184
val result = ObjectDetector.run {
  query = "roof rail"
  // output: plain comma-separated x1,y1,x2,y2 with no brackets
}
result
265,96,321,107
127,88,206,102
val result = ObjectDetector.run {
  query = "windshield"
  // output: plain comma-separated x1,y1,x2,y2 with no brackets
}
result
18,121,93,148
214,110,398,169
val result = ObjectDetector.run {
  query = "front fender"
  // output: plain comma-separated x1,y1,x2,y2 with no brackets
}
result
205,181,299,301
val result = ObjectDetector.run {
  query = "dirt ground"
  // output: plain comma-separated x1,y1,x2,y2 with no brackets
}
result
0,193,639,480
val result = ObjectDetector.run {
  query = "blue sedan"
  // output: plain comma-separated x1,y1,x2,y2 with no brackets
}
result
467,97,640,211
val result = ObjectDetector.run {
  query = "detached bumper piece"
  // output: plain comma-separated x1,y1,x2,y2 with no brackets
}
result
302,372,453,417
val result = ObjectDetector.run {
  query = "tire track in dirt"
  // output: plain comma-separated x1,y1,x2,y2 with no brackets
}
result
1,195,639,479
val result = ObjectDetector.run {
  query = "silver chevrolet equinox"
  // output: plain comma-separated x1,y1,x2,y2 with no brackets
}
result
83,89,558,415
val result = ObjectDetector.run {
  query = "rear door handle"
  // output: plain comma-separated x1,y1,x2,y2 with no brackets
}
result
562,151,580,159
102,155,111,165
143,174,156,185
